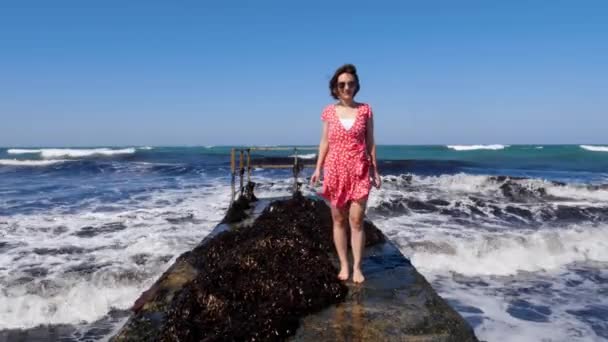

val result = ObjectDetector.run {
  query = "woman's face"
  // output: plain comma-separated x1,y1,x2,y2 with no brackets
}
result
336,73,357,101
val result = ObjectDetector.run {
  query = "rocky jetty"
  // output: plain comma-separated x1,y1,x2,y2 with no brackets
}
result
113,194,478,341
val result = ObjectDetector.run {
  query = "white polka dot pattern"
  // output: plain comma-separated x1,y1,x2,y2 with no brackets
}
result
320,103,373,208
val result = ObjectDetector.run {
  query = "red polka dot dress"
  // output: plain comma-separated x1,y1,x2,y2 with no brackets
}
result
320,103,373,208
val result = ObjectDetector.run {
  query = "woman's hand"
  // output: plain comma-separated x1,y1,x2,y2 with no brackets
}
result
310,168,321,186
371,168,382,189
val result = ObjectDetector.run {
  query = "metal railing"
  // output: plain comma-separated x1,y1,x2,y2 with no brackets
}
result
229,146,318,205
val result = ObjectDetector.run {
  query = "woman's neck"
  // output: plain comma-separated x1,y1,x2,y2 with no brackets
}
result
338,99,356,107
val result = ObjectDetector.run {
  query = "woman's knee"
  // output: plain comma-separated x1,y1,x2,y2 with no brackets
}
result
349,201,366,230
349,216,364,231
331,208,348,226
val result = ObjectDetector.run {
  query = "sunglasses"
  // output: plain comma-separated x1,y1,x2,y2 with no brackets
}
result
337,81,357,89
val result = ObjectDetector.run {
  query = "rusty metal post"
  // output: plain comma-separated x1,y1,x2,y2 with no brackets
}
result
246,148,251,184
292,147,298,194
239,149,245,196
230,148,236,205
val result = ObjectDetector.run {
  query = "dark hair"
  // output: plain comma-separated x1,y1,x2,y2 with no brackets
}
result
329,64,360,99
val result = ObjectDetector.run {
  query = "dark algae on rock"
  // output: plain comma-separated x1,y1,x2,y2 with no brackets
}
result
113,194,478,342
160,197,349,341
114,194,386,342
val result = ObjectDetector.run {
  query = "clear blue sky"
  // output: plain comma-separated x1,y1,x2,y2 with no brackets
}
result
1,1,606,147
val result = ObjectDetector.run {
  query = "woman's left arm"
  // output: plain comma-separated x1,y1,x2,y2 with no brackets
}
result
366,115,382,189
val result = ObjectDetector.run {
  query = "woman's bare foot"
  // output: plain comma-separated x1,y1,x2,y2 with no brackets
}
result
353,268,365,283
338,266,349,281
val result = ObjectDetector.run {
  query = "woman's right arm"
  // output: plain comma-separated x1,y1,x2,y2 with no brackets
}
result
311,122,329,185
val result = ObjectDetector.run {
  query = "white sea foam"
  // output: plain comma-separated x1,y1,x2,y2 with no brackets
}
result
41,148,136,158
367,172,608,275
402,225,608,276
6,149,42,154
546,183,608,202
0,279,143,328
138,146,153,150
447,144,508,151
363,174,608,342
0,181,231,330
290,153,317,159
436,274,605,342
580,145,608,152
7,148,137,159
0,159,69,166
376,173,608,203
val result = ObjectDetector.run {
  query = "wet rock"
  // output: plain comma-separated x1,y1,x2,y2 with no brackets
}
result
399,174,413,184
490,175,526,183
506,299,551,323
409,241,457,255
402,272,480,341
407,200,437,213
131,254,151,266
555,206,588,221
499,180,547,202
22,266,49,277
52,225,69,235
440,208,469,218
157,255,173,264
505,206,534,221
221,195,251,224
539,208,554,222
467,205,487,217
583,207,608,222
33,246,86,255
468,196,486,207
165,214,195,224
65,262,111,276
489,205,504,218
370,199,409,216
74,222,126,238
428,199,450,206
0,241,15,253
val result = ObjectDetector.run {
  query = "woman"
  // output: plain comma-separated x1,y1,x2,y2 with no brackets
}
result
310,64,381,283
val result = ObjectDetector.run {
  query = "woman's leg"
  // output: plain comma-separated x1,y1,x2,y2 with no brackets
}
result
349,199,367,283
331,205,350,280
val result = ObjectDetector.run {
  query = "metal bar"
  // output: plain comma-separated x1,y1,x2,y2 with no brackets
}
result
230,148,236,205
239,150,244,196
246,148,251,184
292,147,298,193
246,146,318,151
226,146,319,202
248,164,317,169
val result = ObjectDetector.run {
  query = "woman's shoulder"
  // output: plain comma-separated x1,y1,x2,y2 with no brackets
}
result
323,103,337,111
357,102,373,118
321,104,335,121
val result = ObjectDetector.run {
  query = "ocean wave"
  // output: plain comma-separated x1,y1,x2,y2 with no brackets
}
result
0,159,70,166
580,145,608,152
403,225,608,276
138,146,153,150
0,183,230,329
378,173,608,202
289,153,316,159
6,149,41,154
447,144,508,151
9,148,136,159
